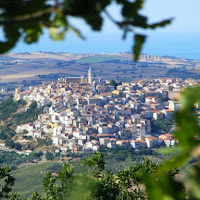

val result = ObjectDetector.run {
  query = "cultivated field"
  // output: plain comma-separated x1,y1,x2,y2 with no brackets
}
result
12,161,62,198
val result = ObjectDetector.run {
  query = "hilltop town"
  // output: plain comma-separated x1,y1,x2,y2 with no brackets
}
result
11,67,200,154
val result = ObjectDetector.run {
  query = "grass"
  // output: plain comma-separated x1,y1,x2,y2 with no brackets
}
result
12,161,61,198
77,55,126,63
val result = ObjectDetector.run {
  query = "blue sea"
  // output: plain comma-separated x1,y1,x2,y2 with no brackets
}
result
12,31,200,60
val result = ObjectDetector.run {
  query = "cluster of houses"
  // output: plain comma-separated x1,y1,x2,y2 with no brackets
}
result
14,70,200,153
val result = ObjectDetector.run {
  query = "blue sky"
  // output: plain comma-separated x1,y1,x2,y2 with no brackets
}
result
12,0,200,59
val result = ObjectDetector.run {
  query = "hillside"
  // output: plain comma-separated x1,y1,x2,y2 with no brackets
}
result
0,97,51,151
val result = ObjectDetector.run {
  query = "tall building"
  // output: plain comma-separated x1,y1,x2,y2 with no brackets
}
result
88,67,93,85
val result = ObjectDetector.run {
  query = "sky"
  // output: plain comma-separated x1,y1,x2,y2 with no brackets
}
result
12,0,200,59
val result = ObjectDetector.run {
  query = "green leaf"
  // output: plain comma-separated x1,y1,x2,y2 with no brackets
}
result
0,25,20,53
149,19,173,29
51,13,68,28
121,0,144,18
49,27,66,41
135,0,145,10
130,14,148,28
24,26,42,44
133,34,146,61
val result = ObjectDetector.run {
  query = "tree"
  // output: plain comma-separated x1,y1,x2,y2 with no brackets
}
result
5,140,15,149
45,151,54,160
109,79,118,89
0,0,171,60
0,166,15,199
151,117,174,134
29,101,37,110
14,143,22,151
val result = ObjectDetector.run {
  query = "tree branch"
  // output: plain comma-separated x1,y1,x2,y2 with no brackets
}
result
0,6,59,25
103,9,120,27
103,9,134,33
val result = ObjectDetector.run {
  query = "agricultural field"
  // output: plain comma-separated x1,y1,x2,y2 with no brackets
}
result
12,162,62,198
0,52,199,84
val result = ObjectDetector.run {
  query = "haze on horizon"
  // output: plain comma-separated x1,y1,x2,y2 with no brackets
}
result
11,0,200,60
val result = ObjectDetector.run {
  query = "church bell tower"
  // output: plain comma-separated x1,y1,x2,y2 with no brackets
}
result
88,67,93,85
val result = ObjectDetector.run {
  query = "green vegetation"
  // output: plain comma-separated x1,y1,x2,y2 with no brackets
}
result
0,98,50,150
0,96,44,127
12,101,44,125
55,147,176,174
109,79,122,90
37,138,52,147
0,151,43,169
0,152,179,200
0,166,15,199
0,151,25,169
151,117,174,134
103,147,171,173
45,152,54,161
109,79,118,89
0,96,25,121
0,126,15,140
77,55,125,63
5,140,22,151
45,163,63,174
0,97,49,128
12,162,61,198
